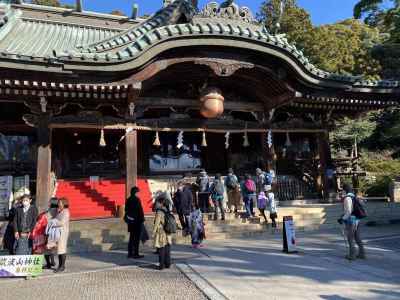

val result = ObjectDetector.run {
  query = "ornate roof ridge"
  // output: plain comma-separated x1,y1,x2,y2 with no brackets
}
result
77,0,194,54
56,21,400,89
195,1,256,25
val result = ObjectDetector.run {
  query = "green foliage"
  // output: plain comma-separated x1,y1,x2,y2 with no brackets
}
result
258,2,382,78
367,107,400,154
363,175,393,196
353,0,400,78
330,113,377,151
258,0,312,38
357,154,400,196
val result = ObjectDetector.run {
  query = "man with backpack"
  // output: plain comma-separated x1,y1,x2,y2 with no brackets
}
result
255,168,265,195
153,194,177,270
338,183,366,260
173,182,193,233
225,168,241,213
196,170,210,213
211,174,225,221
241,174,257,218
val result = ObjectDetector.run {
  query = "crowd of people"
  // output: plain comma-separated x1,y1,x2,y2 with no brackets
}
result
192,167,278,225
1,169,366,275
2,195,70,273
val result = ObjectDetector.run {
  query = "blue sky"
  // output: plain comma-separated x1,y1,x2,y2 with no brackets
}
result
62,0,361,25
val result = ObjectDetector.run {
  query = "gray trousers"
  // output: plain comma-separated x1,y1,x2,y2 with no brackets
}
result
345,222,365,258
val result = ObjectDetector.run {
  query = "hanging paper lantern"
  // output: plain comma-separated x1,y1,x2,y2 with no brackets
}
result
267,130,273,149
199,87,224,118
285,132,292,147
177,131,184,149
99,129,106,147
225,132,230,149
153,131,161,147
201,131,207,147
243,132,250,147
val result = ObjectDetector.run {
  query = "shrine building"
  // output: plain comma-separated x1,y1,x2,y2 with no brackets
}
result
0,0,399,219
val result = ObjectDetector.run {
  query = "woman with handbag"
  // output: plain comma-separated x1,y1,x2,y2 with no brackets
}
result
52,198,70,273
124,186,145,259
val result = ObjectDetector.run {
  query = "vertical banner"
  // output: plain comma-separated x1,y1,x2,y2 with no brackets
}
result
0,255,44,277
283,216,297,253
0,176,13,217
13,175,30,199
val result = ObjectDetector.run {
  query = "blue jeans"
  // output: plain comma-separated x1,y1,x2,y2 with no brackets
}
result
212,196,225,220
244,195,255,217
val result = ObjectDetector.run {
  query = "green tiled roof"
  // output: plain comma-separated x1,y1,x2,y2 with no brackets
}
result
0,3,122,59
0,17,121,58
0,0,398,91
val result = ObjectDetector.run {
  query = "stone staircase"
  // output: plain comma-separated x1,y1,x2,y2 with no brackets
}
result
66,204,346,253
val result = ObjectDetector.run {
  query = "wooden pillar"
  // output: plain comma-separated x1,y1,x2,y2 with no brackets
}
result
125,127,138,198
36,115,52,213
317,131,332,201
125,81,141,198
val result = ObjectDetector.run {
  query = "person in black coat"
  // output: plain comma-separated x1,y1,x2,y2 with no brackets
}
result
124,186,145,259
3,198,22,255
13,194,38,255
174,182,193,233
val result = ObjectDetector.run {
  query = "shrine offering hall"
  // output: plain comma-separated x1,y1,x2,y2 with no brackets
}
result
0,1,399,219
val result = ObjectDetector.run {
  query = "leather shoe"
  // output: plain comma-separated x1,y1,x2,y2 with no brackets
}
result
54,266,65,273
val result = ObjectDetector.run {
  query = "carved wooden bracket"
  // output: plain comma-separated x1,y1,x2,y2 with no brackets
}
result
126,81,142,120
195,58,254,77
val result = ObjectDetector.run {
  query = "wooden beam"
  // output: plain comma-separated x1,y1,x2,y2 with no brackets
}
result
49,122,327,133
125,127,138,198
136,97,265,112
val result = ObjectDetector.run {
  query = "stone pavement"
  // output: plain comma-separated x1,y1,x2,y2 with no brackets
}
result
0,244,208,300
0,225,399,300
180,224,400,300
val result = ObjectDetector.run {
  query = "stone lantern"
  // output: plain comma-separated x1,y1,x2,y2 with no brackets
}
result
199,87,224,118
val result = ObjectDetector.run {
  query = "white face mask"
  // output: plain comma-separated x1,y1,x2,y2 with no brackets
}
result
22,200,30,208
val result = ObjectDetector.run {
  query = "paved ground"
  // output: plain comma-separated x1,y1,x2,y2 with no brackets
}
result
182,224,400,300
0,224,399,300
0,245,207,300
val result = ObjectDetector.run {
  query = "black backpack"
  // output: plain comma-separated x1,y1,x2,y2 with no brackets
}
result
264,172,273,185
163,210,177,234
213,181,224,196
198,176,209,193
226,175,237,190
350,194,367,219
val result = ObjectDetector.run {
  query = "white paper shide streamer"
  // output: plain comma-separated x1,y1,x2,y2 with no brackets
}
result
267,130,273,149
225,132,230,149
177,131,184,149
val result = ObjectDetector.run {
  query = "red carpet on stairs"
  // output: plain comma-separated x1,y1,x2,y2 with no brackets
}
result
56,179,153,220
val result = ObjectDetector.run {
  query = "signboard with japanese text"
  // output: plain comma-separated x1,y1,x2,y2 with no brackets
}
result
283,216,297,253
0,176,13,217
13,175,30,199
0,255,44,277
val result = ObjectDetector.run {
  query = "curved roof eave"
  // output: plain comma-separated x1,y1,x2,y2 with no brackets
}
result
55,28,399,93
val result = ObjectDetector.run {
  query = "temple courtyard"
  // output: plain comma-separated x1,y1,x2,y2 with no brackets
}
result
1,224,399,300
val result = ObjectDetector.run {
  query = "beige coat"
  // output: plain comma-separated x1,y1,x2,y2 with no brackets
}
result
54,209,70,255
153,210,172,249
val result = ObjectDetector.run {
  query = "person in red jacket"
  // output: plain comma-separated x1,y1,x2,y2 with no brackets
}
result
31,198,58,269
